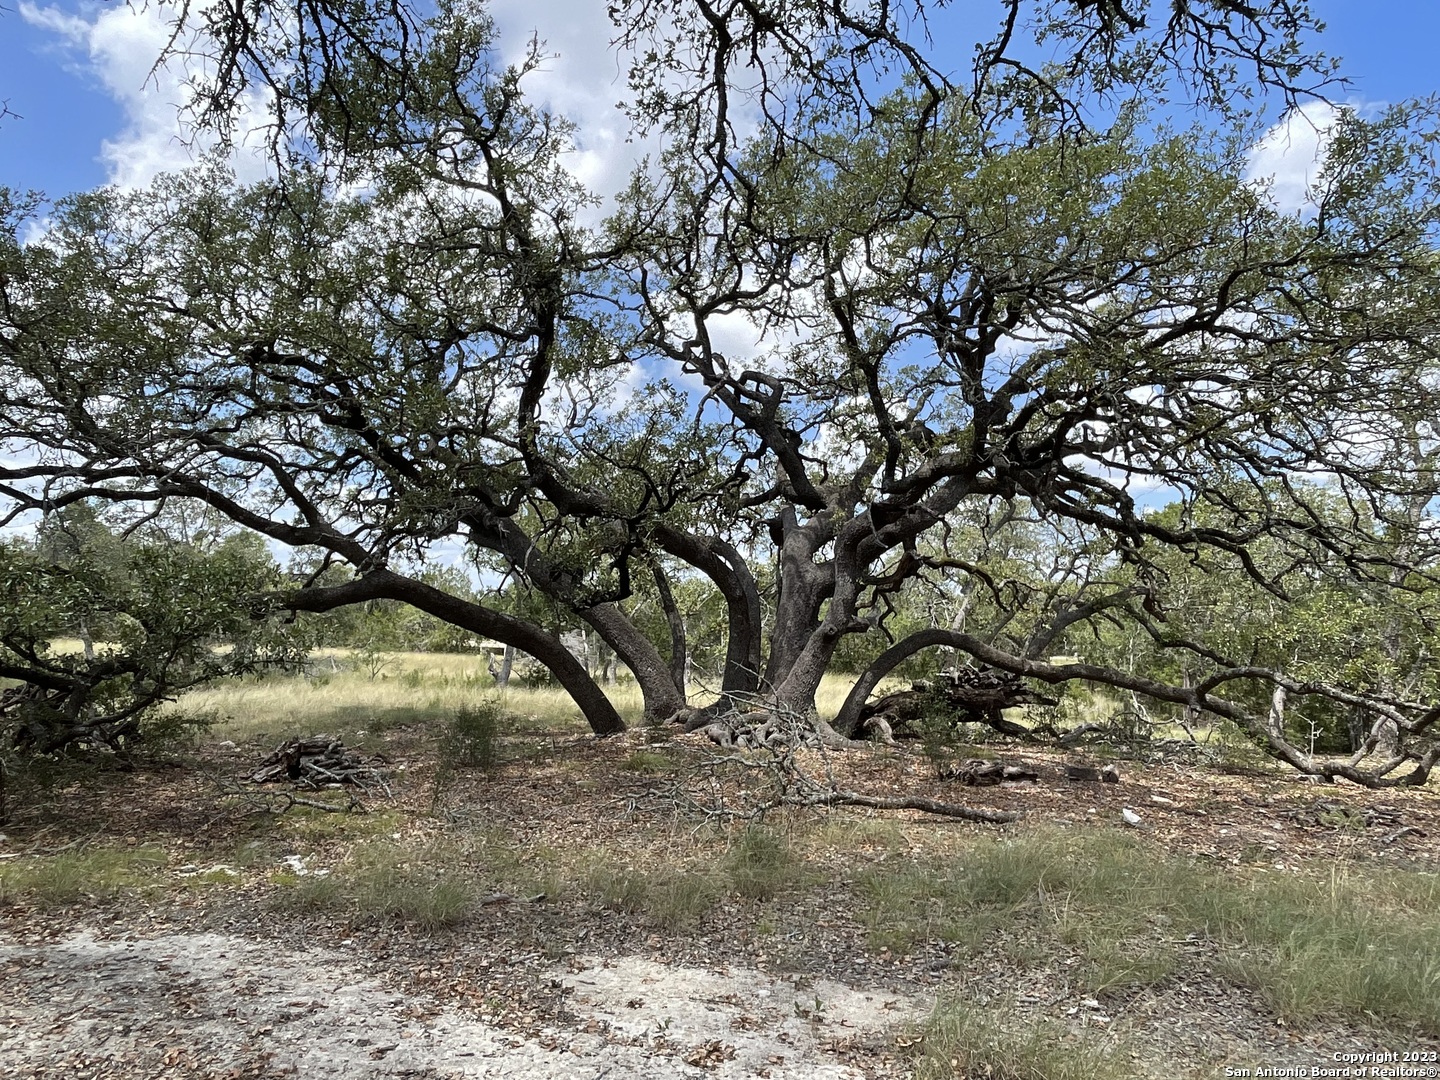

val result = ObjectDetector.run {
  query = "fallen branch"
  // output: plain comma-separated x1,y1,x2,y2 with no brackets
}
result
647,706,1021,825
784,790,1020,823
206,771,370,817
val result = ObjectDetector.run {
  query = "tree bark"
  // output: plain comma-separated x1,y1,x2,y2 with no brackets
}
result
653,526,765,705
579,603,685,721
651,561,688,693
764,509,833,694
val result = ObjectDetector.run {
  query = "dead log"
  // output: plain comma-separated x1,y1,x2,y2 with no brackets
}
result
250,735,390,792
699,723,734,749
1064,763,1121,783
858,667,1058,741
862,715,897,746
785,789,1020,823
944,759,1041,785
1056,722,1106,747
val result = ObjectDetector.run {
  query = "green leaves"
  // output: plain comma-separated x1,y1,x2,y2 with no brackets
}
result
0,510,300,754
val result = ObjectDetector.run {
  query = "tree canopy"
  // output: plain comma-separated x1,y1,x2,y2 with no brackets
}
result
1,0,1438,784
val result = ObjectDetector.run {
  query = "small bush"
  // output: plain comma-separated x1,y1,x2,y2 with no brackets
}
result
443,701,506,771
143,704,222,750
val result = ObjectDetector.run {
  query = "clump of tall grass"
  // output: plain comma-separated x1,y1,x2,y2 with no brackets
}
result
912,996,1136,1080
854,827,1440,1030
0,845,168,906
275,840,474,929
583,861,720,930
723,824,807,901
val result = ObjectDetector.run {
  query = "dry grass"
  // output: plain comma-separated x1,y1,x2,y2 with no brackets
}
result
912,995,1134,1080
166,651,868,743
854,827,1440,1032
5,689,1439,1078
169,649,647,741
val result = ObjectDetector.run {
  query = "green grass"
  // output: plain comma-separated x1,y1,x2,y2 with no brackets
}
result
912,996,1136,1080
853,827,1440,1031
621,749,677,774
722,824,807,901
278,807,407,842
0,845,168,905
1198,867,1440,1029
274,839,475,929
582,861,721,929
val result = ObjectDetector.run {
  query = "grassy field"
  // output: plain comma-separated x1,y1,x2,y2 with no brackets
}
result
161,647,863,740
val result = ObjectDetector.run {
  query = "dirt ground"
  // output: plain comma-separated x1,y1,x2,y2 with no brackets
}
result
2,726,1438,1079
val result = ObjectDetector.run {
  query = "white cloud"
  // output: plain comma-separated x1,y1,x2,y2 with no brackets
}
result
490,0,647,202
19,1,274,190
1244,101,1341,215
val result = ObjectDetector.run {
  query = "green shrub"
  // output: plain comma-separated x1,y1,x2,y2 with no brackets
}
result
443,701,506,771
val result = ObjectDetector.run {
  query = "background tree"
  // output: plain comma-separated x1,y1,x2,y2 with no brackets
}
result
0,510,300,754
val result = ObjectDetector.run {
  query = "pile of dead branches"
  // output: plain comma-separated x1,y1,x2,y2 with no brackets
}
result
860,667,1059,740
249,736,391,795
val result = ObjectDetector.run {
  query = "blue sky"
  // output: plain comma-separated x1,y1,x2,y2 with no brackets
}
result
2,1,1439,202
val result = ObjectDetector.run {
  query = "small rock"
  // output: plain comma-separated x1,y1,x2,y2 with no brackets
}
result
1121,808,1143,827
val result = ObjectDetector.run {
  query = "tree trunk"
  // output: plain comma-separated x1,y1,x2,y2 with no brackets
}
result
763,509,832,693
1268,682,1287,742
580,603,685,721
497,645,514,689
653,527,763,702
651,561,688,693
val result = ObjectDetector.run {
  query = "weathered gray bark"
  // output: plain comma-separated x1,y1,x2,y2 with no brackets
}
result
763,509,833,692
651,561,688,693
653,526,764,704
580,603,685,720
